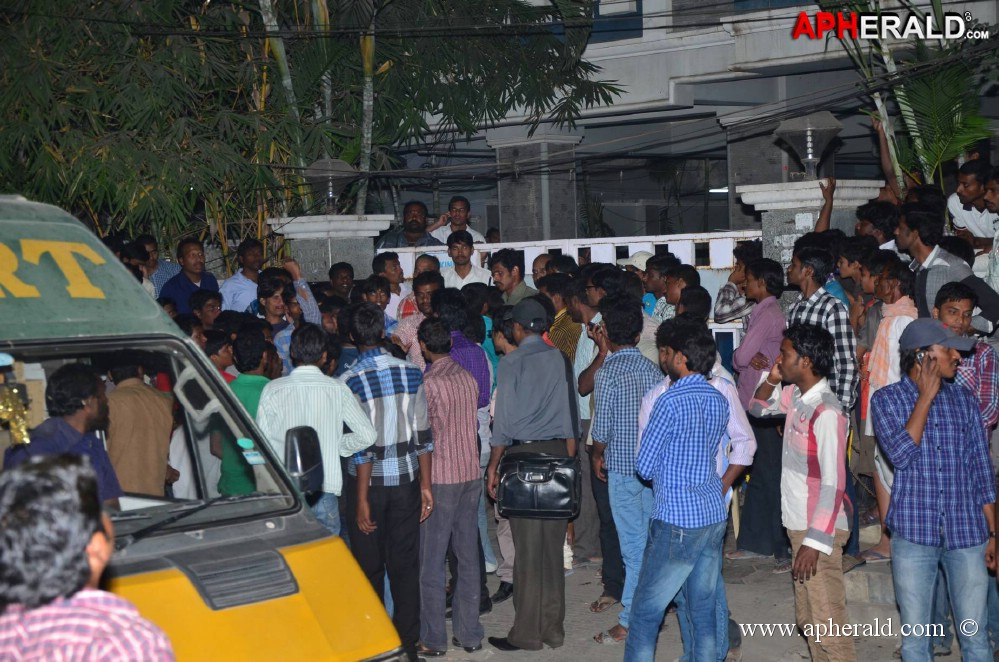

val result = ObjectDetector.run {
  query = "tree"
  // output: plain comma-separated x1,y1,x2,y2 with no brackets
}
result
0,0,621,255
821,0,995,191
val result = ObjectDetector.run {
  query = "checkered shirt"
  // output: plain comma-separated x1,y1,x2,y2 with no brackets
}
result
637,373,729,528
592,348,663,475
341,347,433,487
871,377,996,550
788,287,858,411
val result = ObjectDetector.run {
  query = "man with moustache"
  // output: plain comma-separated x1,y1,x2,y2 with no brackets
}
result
377,201,445,249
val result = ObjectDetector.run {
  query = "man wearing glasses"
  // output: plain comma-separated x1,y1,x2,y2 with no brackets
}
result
429,196,486,244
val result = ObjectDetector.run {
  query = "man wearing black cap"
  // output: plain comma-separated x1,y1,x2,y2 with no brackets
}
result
870,319,996,661
486,298,579,653
442,231,492,289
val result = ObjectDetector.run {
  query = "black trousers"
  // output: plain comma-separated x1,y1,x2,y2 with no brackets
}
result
736,416,790,560
589,445,625,599
346,477,422,651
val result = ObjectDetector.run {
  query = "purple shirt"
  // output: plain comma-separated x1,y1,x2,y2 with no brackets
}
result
731,296,785,410
4,418,123,504
448,331,491,409
0,589,174,661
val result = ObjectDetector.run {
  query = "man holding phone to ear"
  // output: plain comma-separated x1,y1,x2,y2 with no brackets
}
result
871,319,997,661
429,196,486,244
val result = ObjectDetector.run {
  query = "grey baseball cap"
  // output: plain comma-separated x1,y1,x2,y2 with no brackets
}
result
898,318,976,351
510,299,550,333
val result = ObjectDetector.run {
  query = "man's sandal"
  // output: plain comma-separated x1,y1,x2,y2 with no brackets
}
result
589,594,619,613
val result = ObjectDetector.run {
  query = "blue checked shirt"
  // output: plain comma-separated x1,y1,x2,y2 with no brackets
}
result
637,373,729,528
341,348,433,487
592,348,663,475
871,377,996,550
148,260,181,297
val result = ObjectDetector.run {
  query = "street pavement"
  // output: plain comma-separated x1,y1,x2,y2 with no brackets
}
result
432,521,904,661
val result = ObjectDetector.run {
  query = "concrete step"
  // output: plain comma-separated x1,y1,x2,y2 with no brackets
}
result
844,528,900,627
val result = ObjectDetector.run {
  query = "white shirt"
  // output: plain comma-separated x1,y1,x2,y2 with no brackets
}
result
442,265,492,289
256,366,377,495
879,238,903,257
388,283,411,322
431,224,486,244
948,192,999,237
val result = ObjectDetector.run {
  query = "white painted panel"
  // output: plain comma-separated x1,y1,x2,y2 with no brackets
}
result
710,238,736,269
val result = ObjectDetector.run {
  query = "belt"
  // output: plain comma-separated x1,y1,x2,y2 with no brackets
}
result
510,438,559,446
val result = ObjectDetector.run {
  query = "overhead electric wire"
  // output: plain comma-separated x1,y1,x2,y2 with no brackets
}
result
3,0,990,40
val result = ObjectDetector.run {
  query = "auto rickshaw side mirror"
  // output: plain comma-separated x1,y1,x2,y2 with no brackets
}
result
284,426,324,495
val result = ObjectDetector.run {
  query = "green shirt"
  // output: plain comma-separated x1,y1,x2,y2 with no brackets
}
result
220,373,270,495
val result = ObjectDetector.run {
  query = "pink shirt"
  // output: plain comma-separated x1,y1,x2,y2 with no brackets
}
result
391,311,426,370
731,296,785,410
0,589,174,661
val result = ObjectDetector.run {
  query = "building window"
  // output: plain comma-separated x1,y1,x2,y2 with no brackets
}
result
591,0,643,42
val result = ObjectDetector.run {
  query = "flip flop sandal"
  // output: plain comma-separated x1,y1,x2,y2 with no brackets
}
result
593,627,627,644
589,594,619,613
858,549,891,563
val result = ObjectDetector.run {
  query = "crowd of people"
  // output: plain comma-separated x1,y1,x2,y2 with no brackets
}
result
3,169,999,662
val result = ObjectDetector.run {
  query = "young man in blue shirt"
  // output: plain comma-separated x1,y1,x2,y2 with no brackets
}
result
624,320,729,662
871,319,997,661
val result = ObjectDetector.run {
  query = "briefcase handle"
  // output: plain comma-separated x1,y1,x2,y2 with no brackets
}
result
518,464,555,482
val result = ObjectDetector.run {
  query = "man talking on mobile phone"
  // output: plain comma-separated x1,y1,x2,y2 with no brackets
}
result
871,318,997,661
429,196,486,244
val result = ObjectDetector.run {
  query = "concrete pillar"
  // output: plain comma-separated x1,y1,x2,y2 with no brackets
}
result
486,125,583,242
265,214,393,281
736,179,884,307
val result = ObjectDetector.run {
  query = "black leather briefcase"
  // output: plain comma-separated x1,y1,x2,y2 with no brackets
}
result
496,453,581,519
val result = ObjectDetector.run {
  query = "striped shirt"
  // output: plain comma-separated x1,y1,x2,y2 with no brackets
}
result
342,348,434,486
591,348,662,475
547,308,582,364
751,378,850,555
0,589,174,661
256,365,377,495
871,377,996,550
638,374,729,528
424,356,480,484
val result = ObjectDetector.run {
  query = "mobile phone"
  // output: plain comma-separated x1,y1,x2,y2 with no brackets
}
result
916,351,926,362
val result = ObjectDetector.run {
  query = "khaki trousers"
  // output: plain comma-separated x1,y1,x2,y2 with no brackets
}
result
788,529,856,662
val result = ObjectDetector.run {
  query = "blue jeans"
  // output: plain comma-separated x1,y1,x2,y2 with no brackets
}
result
311,492,340,537
891,536,990,662
932,561,999,654
675,561,729,662
608,473,655,629
624,519,727,662
478,456,497,568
